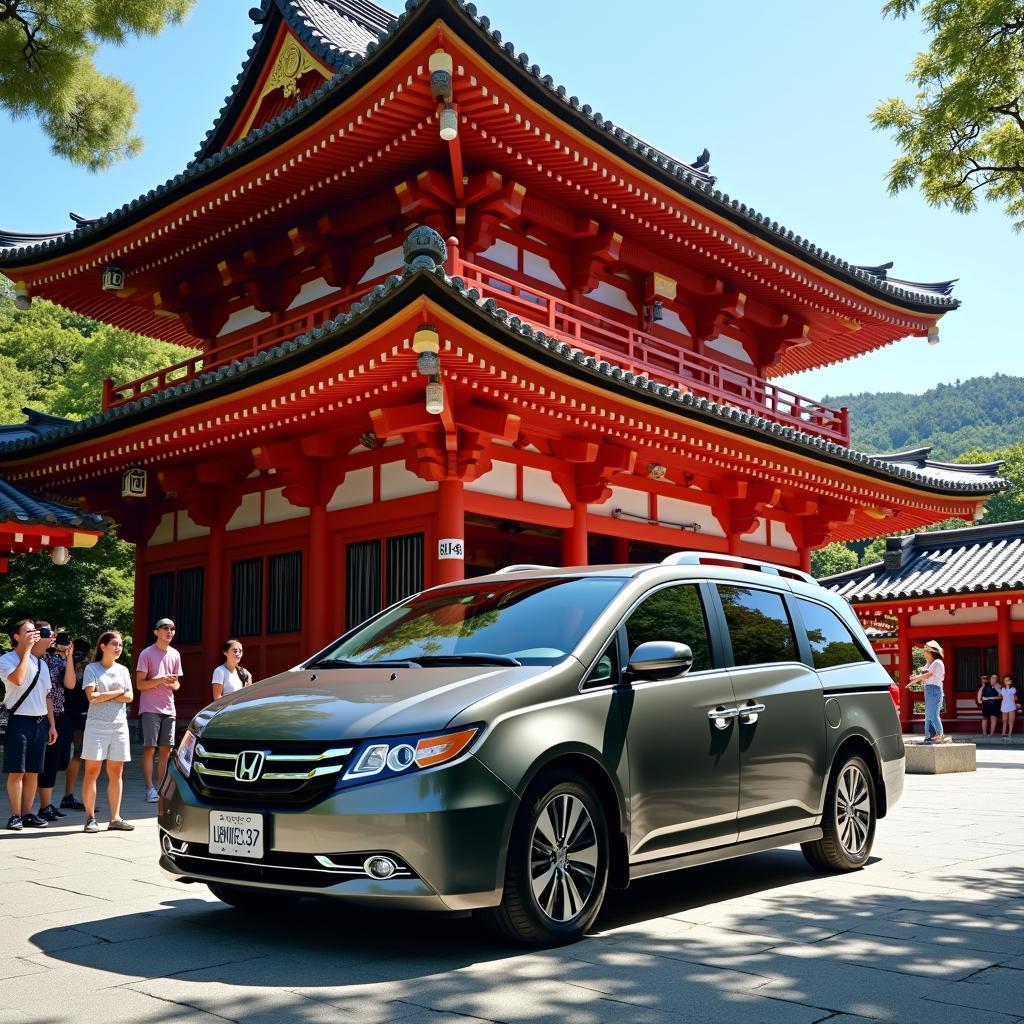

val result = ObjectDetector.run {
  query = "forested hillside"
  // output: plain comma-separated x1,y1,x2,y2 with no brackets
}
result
825,374,1024,460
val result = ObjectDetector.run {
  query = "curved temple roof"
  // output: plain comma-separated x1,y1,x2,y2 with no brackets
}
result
0,0,956,315
0,476,108,533
824,520,1024,603
0,251,1004,501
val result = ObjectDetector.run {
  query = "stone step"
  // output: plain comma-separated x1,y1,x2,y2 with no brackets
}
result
904,740,976,775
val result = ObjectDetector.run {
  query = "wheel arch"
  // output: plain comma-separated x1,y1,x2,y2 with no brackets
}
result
825,732,888,819
517,747,630,890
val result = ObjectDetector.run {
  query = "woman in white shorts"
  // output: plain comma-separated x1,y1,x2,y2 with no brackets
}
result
81,631,135,834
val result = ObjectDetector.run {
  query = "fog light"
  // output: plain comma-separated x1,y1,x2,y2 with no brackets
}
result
161,833,173,854
364,855,398,879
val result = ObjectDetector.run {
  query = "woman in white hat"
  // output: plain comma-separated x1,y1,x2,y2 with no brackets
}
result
909,640,948,744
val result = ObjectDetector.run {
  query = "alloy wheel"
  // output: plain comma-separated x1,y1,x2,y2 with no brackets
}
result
835,763,871,856
529,793,599,922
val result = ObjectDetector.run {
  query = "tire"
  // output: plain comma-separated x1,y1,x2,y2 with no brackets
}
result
802,753,877,872
207,883,302,912
480,772,609,947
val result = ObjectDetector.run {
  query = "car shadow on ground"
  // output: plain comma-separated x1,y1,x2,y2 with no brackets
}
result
29,854,1024,1023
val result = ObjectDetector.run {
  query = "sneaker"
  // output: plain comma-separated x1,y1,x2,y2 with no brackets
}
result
60,795,86,811
107,819,135,832
38,804,65,821
83,817,100,833
145,787,159,803
7,815,23,831
21,813,48,828
922,737,934,744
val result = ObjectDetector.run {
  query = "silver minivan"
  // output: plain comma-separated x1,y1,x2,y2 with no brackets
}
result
159,552,905,945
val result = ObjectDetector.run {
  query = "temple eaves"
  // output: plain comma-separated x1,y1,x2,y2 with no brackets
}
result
0,0,955,315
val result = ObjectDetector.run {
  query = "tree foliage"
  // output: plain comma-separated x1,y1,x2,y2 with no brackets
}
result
0,0,196,171
811,542,859,578
871,0,1024,228
0,286,190,417
0,289,190,654
826,374,1024,459
0,528,136,658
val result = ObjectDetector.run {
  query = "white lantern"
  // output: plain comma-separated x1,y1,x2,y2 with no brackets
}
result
439,107,458,142
425,381,444,415
51,546,71,566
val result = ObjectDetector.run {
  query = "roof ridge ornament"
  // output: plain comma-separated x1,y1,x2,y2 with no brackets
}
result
403,226,447,269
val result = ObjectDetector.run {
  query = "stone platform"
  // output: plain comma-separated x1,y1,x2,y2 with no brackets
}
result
905,739,977,774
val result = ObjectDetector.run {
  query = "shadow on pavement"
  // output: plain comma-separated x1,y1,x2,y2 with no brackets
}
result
28,853,1024,1023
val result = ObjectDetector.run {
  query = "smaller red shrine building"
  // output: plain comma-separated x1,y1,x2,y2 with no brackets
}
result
825,520,1024,732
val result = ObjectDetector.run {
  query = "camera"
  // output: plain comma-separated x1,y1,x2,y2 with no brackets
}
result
38,626,53,639
56,632,71,646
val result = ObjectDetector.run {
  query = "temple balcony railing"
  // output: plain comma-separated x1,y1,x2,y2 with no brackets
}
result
102,255,849,447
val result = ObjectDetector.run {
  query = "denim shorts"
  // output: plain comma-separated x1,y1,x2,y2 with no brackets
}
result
3,714,49,774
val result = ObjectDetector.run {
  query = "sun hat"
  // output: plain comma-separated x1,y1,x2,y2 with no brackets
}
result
922,639,943,656
154,617,175,629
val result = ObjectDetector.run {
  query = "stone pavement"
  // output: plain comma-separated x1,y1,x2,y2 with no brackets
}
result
2,747,1024,1024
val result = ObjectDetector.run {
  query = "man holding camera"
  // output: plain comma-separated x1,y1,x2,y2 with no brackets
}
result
34,621,79,821
1,619,57,830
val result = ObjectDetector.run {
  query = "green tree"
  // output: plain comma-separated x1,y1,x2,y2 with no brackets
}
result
871,0,1024,228
0,527,136,659
811,542,859,578
0,288,190,417
958,442,1024,522
0,1,196,171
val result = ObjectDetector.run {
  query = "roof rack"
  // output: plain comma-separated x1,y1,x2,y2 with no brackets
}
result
493,564,559,574
661,552,818,587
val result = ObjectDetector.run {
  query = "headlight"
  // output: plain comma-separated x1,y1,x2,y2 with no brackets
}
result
176,731,197,777
341,726,479,784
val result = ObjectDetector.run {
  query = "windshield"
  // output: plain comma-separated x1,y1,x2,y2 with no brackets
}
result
312,576,627,667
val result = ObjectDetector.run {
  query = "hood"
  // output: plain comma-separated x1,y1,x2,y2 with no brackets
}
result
195,663,560,742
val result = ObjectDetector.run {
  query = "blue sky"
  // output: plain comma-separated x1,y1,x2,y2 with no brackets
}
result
0,0,1020,398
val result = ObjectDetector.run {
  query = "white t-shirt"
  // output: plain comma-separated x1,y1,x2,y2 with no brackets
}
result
923,659,945,689
83,662,133,725
0,651,52,717
212,664,246,696
999,686,1018,713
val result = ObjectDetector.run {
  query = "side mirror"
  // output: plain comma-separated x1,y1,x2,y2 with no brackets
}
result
626,641,694,681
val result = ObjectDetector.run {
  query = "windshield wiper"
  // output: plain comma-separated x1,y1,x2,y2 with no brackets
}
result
410,653,522,667
306,658,420,669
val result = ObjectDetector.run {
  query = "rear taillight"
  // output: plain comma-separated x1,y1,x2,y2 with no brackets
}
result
889,682,901,711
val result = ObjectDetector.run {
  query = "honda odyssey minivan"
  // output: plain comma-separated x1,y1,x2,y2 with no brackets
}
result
159,552,904,945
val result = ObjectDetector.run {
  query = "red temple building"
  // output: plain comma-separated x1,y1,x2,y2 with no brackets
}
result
826,520,1024,733
0,0,1006,717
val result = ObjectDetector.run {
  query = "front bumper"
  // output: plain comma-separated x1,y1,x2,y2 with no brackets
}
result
159,754,518,911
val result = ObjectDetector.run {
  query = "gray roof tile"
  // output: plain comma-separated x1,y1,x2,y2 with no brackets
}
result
824,521,1024,602
0,477,108,532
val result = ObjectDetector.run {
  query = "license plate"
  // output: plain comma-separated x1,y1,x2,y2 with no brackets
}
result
209,810,264,859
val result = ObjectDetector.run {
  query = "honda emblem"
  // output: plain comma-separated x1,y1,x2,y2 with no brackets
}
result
234,750,265,782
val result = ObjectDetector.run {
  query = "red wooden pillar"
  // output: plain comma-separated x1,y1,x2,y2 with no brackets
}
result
307,499,331,650
133,543,148,668
612,536,630,564
435,479,465,584
998,602,1014,679
561,502,588,566
896,610,912,730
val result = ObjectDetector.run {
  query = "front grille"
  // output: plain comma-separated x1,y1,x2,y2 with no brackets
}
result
164,837,415,889
191,737,352,806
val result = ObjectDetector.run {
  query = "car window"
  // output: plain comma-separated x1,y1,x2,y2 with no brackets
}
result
797,598,870,670
717,585,797,667
583,642,619,689
322,576,626,667
623,584,712,672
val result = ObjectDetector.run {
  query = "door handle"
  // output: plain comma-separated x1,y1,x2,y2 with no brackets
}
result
707,706,739,731
739,702,766,725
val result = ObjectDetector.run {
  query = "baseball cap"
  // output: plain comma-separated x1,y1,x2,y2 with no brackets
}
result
155,618,175,629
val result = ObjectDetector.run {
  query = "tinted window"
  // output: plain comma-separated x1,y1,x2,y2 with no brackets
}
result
797,599,868,670
175,567,204,645
718,585,797,667
624,585,712,672
231,558,262,637
324,576,625,667
268,552,302,634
